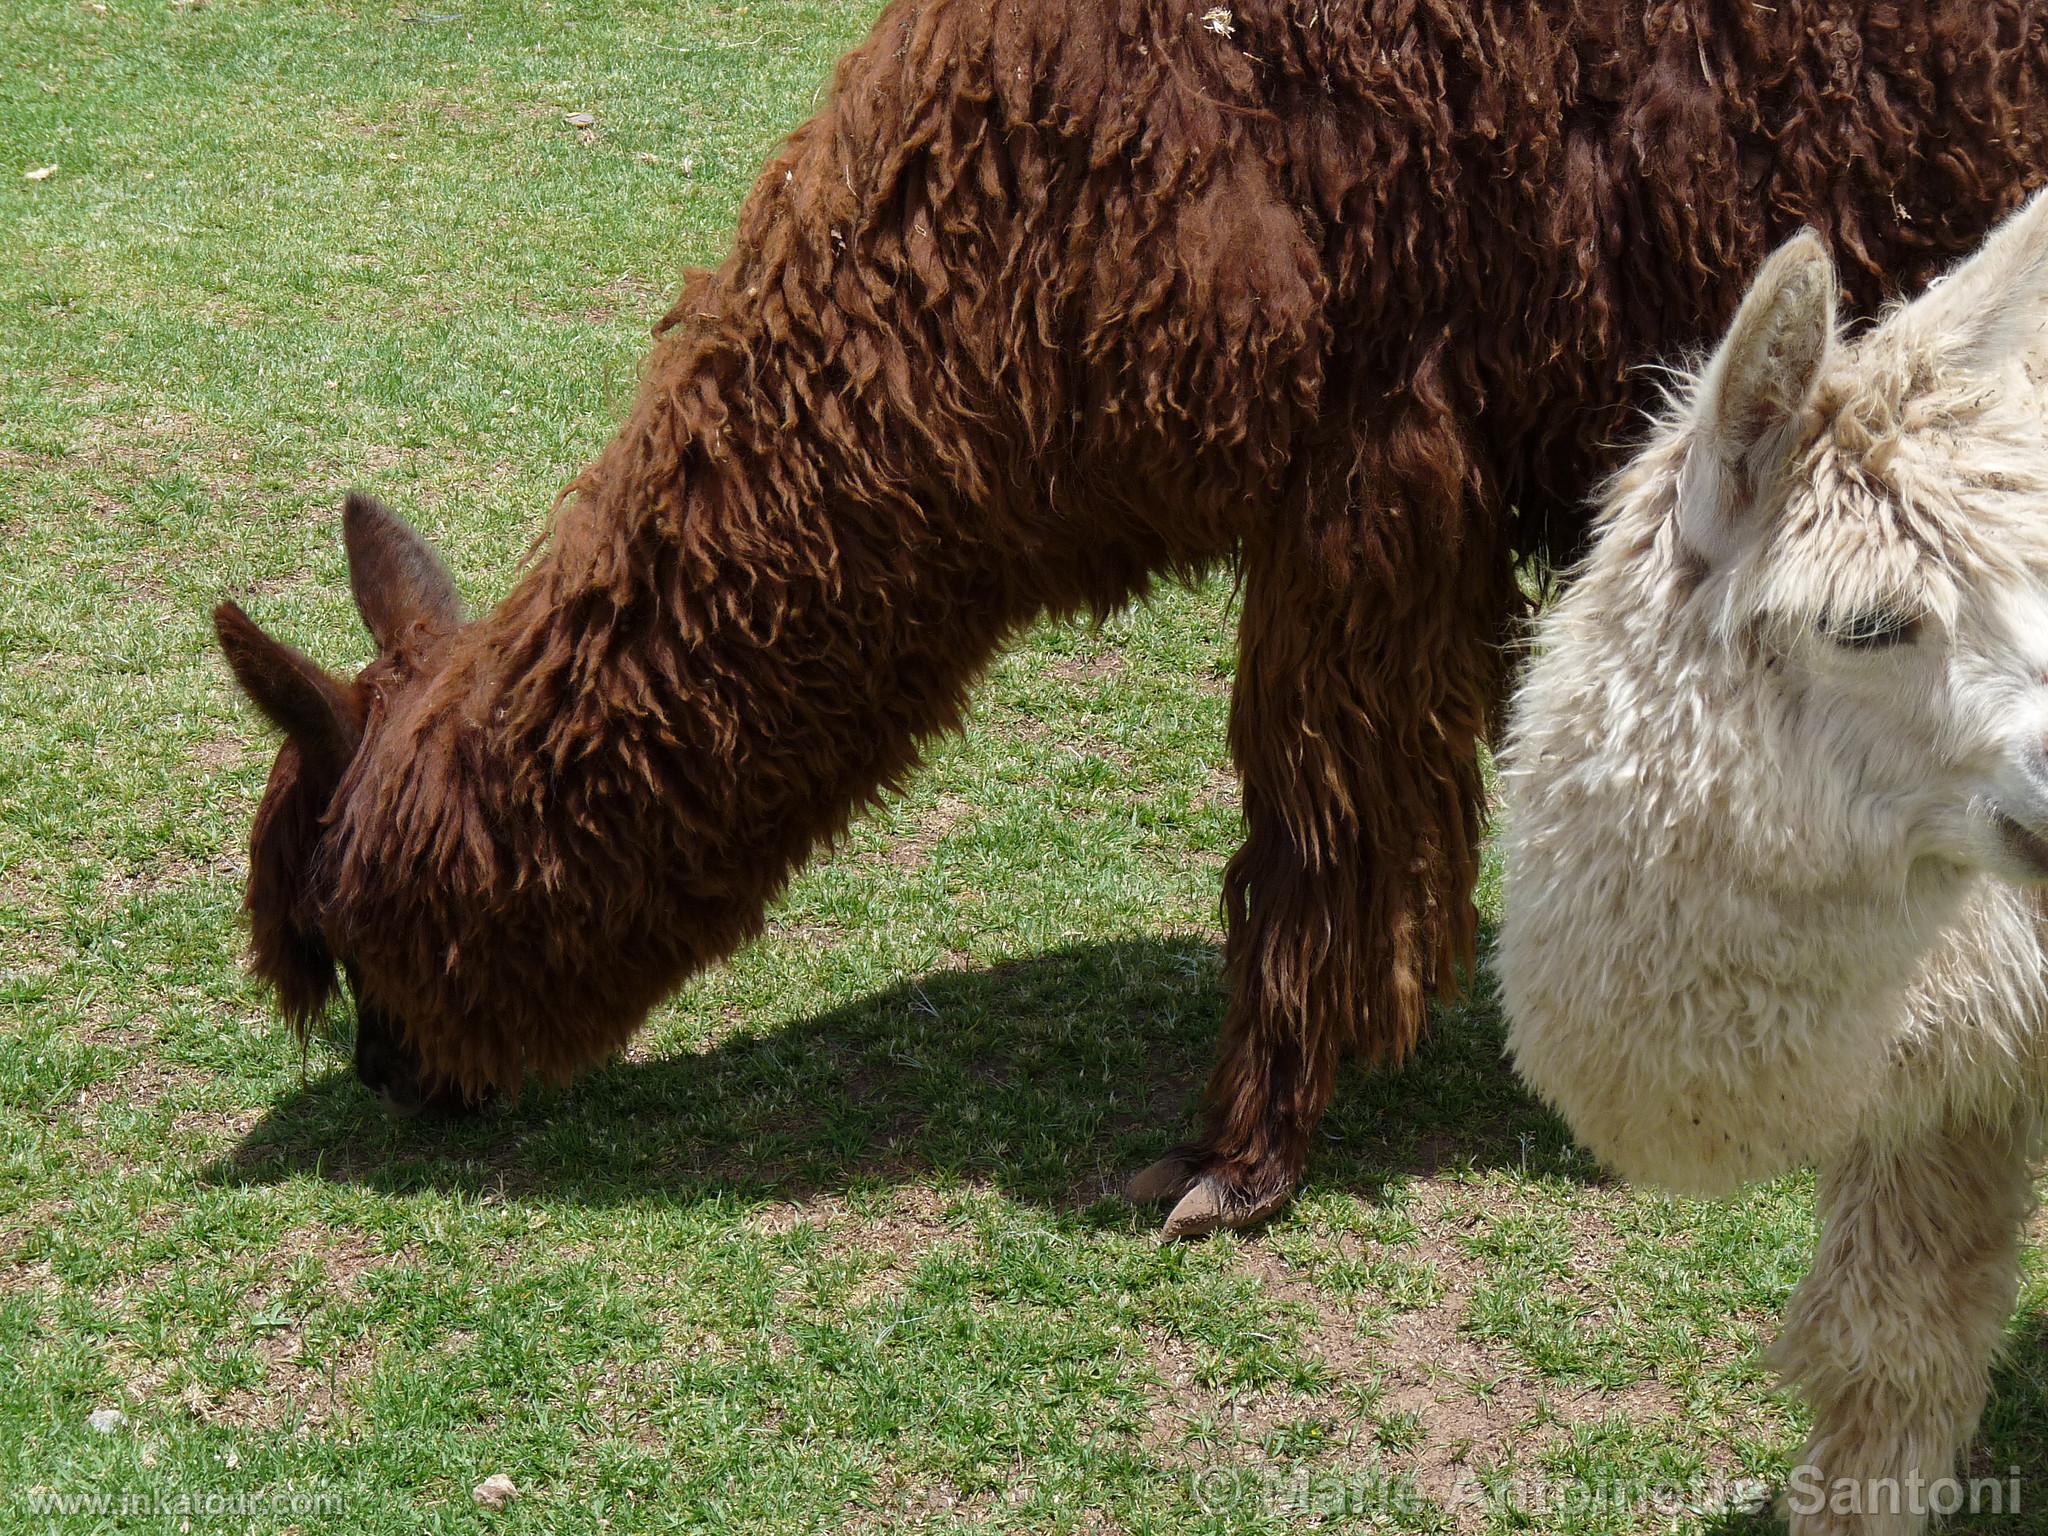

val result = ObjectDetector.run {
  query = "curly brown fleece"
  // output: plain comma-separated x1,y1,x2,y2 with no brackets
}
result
221,0,2048,1226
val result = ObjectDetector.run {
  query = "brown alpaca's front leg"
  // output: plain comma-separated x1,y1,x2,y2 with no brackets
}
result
1130,484,1509,1238
1772,1119,2034,1536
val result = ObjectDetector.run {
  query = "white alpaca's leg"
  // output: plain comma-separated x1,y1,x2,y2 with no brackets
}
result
1771,1119,2033,1536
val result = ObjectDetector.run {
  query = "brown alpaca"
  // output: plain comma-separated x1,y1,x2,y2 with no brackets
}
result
217,0,2048,1237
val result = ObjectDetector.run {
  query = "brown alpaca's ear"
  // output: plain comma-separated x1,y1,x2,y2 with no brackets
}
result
343,491,462,652
214,600,362,776
1677,229,1836,566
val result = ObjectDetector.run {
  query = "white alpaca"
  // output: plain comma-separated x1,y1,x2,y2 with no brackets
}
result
1499,190,2048,1534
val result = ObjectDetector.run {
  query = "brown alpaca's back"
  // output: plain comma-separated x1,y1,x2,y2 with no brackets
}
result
222,0,2048,1234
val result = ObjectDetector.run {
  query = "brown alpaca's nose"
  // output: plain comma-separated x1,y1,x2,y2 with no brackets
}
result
350,995,489,1121
351,1000,419,1107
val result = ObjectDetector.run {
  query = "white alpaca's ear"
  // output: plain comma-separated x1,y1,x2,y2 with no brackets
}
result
1889,183,2048,376
1676,230,1836,567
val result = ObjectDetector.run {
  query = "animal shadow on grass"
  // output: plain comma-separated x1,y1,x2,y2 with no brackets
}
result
212,931,1592,1218
210,931,2048,1527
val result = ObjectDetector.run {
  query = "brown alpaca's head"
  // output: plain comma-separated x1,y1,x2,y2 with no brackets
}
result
214,493,477,1118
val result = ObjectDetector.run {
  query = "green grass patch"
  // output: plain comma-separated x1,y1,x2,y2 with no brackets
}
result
6,1,2047,1530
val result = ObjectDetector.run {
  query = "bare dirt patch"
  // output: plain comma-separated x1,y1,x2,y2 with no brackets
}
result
99,849,235,906
201,1326,380,1433
879,793,975,872
68,1220,420,1430
1190,1182,1727,1530
997,702,1142,771
191,729,248,772
1140,1320,1333,1455
846,1466,1015,1532
70,407,250,487
72,1059,209,1124
745,1185,971,1306
1050,652,1122,686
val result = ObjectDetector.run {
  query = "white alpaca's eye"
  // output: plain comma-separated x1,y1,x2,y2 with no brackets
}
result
1818,609,1921,651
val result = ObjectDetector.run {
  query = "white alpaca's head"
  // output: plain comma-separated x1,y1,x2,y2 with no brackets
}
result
1499,189,2048,1194
1675,198,2048,881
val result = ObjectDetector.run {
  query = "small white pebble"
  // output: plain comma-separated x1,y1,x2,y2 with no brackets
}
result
472,1474,519,1512
87,1407,127,1434
563,111,595,129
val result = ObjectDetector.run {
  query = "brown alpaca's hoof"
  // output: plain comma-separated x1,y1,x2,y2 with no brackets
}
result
1125,1149,1204,1206
1159,1174,1294,1240
1127,1149,1297,1239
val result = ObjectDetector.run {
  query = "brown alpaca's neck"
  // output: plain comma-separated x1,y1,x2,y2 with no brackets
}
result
458,334,1037,941
327,403,1036,1092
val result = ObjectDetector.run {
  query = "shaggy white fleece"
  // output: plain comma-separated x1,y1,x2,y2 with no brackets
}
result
1500,189,2048,1534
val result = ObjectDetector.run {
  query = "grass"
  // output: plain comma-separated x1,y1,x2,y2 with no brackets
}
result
4,1,2046,1530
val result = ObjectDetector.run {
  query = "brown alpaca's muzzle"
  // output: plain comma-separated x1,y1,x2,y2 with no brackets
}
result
215,492,487,1117
345,970,490,1121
